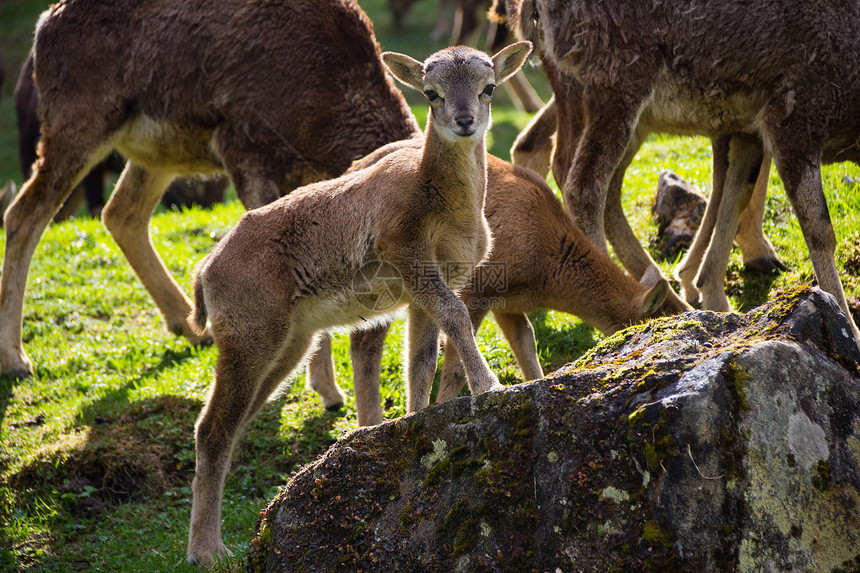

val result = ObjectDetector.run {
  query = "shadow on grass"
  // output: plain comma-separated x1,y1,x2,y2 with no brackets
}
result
6,377,348,571
13,394,202,512
0,529,14,572
228,394,348,497
76,344,203,425
728,265,786,312
0,373,13,430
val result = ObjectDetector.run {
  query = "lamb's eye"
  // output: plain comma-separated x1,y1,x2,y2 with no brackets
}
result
424,90,441,103
482,84,496,97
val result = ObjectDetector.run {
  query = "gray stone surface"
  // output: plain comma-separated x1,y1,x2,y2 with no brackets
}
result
248,287,860,572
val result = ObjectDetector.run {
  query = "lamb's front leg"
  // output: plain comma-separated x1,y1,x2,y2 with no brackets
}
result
350,323,391,426
433,294,501,396
405,307,441,413
410,277,501,397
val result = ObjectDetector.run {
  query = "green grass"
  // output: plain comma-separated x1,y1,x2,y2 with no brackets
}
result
2,139,858,573
2,1,860,572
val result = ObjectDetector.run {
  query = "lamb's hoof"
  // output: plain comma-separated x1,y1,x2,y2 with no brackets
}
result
699,292,732,313
743,256,790,274
310,381,347,410
678,288,701,309
193,335,214,348
171,323,213,346
325,401,346,412
487,381,505,393
187,543,233,568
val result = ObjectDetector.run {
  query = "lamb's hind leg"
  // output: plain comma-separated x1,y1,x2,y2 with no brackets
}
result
350,323,391,427
306,333,347,410
307,325,393,426
188,327,315,566
101,163,207,343
0,127,110,377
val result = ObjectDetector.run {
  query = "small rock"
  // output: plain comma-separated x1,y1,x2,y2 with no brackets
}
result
651,170,707,261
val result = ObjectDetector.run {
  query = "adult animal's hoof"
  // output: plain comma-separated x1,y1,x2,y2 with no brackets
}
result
743,256,790,274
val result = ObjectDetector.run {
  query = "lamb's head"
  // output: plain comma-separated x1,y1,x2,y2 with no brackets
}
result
382,42,532,142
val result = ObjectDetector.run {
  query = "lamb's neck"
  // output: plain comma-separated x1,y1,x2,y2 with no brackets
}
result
419,118,488,210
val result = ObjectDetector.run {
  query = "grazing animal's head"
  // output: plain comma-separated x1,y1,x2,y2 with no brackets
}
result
382,42,532,142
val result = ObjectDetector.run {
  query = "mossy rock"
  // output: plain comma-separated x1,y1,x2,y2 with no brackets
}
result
248,287,860,572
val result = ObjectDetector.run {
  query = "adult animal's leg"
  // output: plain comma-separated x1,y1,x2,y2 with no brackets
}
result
693,136,765,311
734,155,788,273
0,118,112,377
101,163,208,342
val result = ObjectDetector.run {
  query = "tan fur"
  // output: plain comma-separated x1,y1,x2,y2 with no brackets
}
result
0,0,418,379
308,140,688,426
510,95,558,176
185,43,532,566
436,155,681,400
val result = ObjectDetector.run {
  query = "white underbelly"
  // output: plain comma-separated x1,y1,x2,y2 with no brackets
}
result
641,69,768,136
114,114,224,174
292,272,410,333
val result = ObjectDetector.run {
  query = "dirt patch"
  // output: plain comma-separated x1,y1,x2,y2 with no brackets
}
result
11,395,199,516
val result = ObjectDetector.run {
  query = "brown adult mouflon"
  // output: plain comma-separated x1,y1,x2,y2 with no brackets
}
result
502,0,860,348
0,0,417,379
493,0,787,308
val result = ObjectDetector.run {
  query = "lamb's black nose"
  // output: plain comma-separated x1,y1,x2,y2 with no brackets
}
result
456,115,475,129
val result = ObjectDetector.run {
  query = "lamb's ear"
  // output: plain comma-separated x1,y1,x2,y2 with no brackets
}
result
382,52,425,92
491,41,532,84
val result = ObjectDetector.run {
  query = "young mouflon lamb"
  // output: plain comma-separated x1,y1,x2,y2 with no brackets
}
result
185,42,532,566
307,138,684,426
